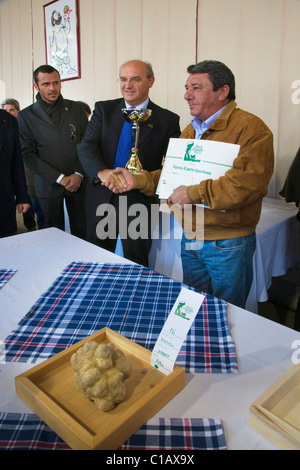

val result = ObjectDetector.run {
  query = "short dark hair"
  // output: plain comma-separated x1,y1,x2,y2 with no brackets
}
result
187,60,236,101
33,65,60,84
2,98,20,111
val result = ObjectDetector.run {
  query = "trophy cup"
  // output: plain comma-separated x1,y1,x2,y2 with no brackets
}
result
121,108,152,173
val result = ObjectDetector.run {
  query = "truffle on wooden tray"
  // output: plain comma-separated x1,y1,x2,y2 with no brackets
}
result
71,341,133,411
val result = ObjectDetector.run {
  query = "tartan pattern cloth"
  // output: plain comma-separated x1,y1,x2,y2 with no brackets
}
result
0,413,70,450
4,262,237,373
120,418,227,450
0,269,17,289
0,413,227,450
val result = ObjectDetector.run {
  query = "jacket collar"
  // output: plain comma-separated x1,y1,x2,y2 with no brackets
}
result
33,94,70,128
115,98,154,113
32,100,56,128
181,101,237,139
208,101,237,131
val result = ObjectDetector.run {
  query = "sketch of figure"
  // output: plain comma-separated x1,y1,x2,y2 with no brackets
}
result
63,4,72,21
49,6,77,76
184,142,196,161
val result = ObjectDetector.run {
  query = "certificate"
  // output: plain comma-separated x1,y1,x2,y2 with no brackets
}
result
157,138,240,199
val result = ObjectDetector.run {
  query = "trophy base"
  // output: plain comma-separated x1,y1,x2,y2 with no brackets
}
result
125,148,143,174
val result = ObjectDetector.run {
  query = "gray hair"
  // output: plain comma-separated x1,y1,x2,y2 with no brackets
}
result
2,98,20,111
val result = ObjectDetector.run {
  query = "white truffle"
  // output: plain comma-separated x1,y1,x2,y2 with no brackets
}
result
71,341,132,411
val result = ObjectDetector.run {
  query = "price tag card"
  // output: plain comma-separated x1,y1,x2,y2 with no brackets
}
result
151,288,205,375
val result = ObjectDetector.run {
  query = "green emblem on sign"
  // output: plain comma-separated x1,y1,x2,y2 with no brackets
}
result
174,301,192,320
184,142,203,162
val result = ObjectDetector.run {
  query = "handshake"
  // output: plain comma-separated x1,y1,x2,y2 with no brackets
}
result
97,167,192,209
97,167,135,194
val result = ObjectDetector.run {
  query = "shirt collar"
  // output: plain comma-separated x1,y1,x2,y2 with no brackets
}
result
125,98,149,109
191,104,227,138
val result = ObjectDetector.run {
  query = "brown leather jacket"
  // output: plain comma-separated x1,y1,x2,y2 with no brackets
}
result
134,101,274,240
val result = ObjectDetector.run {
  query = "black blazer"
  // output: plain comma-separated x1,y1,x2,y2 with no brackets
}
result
279,147,300,204
0,109,30,236
18,98,88,198
77,98,181,205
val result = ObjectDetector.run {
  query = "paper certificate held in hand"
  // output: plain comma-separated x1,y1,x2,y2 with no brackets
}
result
156,138,240,200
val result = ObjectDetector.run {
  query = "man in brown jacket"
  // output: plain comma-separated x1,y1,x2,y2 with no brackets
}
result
103,60,274,308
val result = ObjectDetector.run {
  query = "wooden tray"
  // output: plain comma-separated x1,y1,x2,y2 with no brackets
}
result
15,327,185,450
249,363,300,450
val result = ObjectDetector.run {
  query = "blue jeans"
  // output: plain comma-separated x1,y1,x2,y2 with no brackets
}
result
181,232,256,308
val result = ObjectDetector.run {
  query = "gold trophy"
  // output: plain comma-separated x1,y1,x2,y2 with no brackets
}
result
121,108,152,173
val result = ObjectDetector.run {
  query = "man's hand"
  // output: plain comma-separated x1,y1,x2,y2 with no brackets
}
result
168,185,192,208
60,174,82,192
97,168,126,192
16,203,31,214
101,167,135,193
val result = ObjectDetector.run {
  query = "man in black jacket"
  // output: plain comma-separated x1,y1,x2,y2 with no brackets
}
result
0,109,31,237
280,147,300,217
18,65,88,239
77,60,180,266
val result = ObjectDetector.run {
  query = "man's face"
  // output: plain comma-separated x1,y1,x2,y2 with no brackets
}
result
3,104,18,118
184,73,228,122
119,61,155,107
34,71,61,104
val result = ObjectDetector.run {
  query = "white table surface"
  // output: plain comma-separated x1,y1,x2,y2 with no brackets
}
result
246,198,300,311
147,197,300,313
1,228,300,450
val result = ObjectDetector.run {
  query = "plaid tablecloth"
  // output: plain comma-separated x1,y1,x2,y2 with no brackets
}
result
121,417,227,450
0,413,69,450
0,269,17,289
4,262,237,373
0,413,227,450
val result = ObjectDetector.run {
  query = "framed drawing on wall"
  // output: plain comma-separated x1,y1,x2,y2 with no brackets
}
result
44,0,81,81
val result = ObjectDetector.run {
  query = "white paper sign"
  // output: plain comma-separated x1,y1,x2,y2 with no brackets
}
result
151,288,205,375
157,138,240,200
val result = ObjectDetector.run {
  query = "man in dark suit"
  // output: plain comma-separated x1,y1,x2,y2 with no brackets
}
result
2,98,45,232
77,60,180,266
18,65,88,239
0,109,31,237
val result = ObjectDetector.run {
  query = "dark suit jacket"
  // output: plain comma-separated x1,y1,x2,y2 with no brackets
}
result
279,147,300,204
77,98,181,205
0,109,30,236
18,97,88,198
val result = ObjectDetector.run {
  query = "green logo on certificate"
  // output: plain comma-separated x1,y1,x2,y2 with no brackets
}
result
174,301,192,320
184,142,203,162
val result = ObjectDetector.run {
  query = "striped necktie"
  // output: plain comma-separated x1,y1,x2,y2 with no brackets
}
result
113,120,133,168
